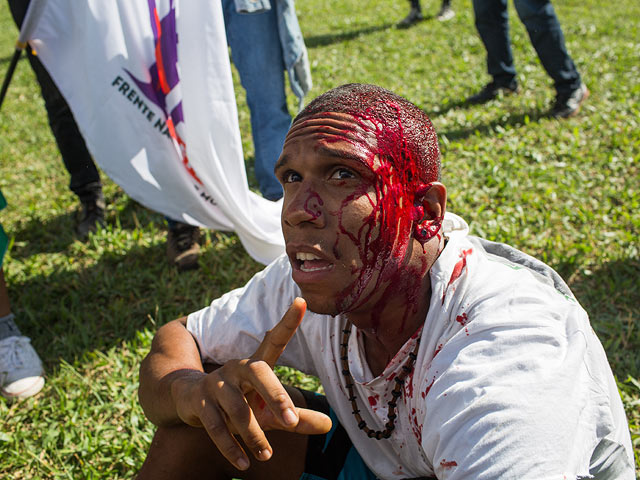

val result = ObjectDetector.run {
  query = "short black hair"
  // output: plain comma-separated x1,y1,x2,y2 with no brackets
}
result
294,83,440,184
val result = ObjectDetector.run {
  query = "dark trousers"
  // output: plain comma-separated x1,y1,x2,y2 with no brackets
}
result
8,0,101,197
472,0,582,94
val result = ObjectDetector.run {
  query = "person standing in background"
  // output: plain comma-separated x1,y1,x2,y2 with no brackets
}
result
398,0,454,28
167,0,312,271
467,0,588,118
7,0,106,239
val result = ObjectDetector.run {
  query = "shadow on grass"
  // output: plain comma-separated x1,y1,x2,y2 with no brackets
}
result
0,51,26,66
110,195,166,231
395,13,446,30
8,211,78,257
304,23,394,48
563,257,640,379
424,98,470,117
438,108,547,142
8,231,262,370
8,196,164,258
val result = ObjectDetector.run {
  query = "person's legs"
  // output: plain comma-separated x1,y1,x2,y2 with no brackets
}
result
136,386,309,480
436,0,455,21
25,52,101,196
165,218,200,272
398,0,423,27
222,0,290,201
513,0,582,95
8,0,104,236
0,192,44,399
0,269,45,400
472,0,516,86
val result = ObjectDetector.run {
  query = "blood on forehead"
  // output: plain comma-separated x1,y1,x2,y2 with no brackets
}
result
293,83,440,186
291,88,437,323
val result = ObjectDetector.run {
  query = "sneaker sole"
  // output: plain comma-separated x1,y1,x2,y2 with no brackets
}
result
1,376,44,400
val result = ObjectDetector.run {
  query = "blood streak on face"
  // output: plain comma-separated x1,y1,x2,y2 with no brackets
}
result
303,189,323,220
280,84,442,331
324,105,436,328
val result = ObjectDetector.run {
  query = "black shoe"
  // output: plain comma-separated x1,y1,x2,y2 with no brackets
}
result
75,182,105,239
550,83,589,118
467,80,520,104
397,7,423,27
167,223,201,272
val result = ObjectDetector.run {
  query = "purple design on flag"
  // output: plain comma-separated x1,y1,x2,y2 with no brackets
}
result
124,0,183,126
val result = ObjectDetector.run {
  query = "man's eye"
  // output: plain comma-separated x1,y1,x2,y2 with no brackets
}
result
283,171,302,183
331,168,356,180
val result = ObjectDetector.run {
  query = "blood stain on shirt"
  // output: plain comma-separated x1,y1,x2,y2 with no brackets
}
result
405,371,415,398
442,248,473,304
440,459,457,469
411,413,423,444
424,377,435,398
368,394,379,407
455,312,468,326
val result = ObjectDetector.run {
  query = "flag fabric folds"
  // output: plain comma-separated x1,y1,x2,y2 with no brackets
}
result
26,0,285,265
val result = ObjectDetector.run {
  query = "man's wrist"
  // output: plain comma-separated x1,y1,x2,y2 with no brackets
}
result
167,369,208,425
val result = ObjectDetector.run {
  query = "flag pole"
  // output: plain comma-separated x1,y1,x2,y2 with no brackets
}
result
0,0,48,111
0,41,27,111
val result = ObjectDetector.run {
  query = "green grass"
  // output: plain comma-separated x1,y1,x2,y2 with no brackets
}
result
0,0,638,477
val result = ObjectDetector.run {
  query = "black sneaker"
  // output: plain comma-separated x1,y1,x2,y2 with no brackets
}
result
167,223,201,272
467,80,520,104
75,183,106,239
550,83,589,118
397,7,423,27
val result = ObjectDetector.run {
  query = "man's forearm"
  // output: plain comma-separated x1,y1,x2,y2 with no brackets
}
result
138,317,205,426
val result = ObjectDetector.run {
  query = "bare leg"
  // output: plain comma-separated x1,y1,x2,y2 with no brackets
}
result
136,387,309,480
0,269,12,318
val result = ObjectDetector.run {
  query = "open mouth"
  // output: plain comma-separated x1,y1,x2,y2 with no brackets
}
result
296,252,334,273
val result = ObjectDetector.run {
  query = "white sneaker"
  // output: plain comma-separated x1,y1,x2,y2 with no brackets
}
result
0,336,45,400
436,6,455,21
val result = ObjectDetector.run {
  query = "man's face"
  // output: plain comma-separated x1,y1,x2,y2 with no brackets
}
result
275,112,418,317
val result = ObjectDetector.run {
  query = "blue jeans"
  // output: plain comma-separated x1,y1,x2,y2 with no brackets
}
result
472,0,582,94
222,0,291,201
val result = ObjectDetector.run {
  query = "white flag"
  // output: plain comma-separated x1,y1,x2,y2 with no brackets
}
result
27,0,285,265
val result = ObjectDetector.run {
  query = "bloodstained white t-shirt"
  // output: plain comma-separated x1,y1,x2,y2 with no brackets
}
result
187,212,634,479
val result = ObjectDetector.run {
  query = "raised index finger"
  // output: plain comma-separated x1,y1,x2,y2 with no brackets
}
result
252,297,306,367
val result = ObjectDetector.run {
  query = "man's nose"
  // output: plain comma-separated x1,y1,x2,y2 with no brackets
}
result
283,187,326,228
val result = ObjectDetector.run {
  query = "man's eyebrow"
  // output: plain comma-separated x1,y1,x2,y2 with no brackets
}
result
274,154,289,172
274,146,370,172
315,144,370,167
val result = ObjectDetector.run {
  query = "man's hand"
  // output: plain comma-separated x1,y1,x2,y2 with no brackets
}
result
170,297,332,471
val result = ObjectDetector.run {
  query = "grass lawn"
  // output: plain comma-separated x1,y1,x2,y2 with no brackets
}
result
0,0,638,477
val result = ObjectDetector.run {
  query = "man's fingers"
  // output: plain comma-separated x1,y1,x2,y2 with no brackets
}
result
252,297,306,367
198,401,252,471
242,362,300,429
291,408,332,435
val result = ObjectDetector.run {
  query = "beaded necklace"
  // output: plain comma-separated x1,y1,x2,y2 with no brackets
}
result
339,321,421,440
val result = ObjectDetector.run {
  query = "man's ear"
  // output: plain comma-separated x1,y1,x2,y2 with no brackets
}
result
413,182,447,241
416,182,446,221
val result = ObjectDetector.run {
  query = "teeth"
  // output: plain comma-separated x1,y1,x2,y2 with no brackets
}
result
296,252,321,261
300,263,330,272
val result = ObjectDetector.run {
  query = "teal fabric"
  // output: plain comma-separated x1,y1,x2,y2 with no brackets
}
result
300,403,377,480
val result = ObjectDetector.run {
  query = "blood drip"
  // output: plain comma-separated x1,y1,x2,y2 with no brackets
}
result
298,102,441,334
